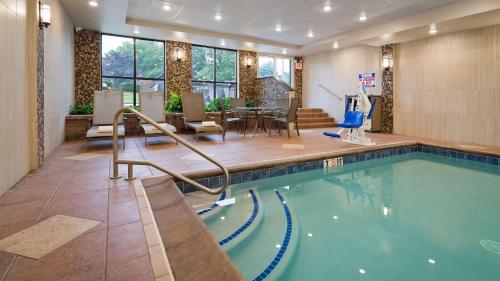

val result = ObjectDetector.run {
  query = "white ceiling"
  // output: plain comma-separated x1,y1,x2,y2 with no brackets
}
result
127,0,460,45
60,0,500,55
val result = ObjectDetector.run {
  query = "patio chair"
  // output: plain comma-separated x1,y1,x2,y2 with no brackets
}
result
268,98,300,138
220,98,246,139
86,91,125,150
181,93,224,142
139,92,178,147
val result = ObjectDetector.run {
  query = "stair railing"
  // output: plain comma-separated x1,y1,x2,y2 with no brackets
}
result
111,107,229,195
318,84,343,100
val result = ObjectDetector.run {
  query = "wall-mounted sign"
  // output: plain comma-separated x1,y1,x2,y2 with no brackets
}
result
295,62,303,70
358,72,376,88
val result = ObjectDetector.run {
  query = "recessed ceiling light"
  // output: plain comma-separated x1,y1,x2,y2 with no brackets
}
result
88,0,98,7
163,3,171,11
282,49,287,54
307,30,314,38
359,13,367,22
220,40,226,46
429,28,437,34
333,42,339,49
214,14,222,21
275,25,282,32
133,29,139,35
323,5,332,12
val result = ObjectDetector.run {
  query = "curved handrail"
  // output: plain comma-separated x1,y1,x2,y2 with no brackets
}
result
111,107,229,195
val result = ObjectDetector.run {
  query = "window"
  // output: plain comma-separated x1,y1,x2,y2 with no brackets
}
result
192,45,237,102
258,55,292,86
101,34,165,106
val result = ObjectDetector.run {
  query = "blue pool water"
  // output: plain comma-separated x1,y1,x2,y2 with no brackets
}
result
203,152,500,281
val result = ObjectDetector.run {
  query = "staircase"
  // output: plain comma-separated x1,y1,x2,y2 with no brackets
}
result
297,108,335,129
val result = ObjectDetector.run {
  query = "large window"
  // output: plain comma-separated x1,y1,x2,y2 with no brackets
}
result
101,34,165,106
192,45,237,102
258,56,292,86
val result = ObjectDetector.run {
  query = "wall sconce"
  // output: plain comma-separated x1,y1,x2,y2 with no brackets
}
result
38,1,51,29
383,57,393,70
245,57,252,68
175,48,184,62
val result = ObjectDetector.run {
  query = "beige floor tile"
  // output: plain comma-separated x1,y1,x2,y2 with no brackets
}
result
64,152,108,161
281,143,305,149
0,215,101,259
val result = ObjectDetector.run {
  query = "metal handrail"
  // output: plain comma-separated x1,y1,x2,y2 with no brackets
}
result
111,107,229,195
318,83,343,101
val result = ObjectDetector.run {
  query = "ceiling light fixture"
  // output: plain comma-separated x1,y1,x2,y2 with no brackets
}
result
333,41,339,49
214,14,222,21
88,0,98,7
307,30,314,38
359,13,367,22
429,24,438,34
220,40,226,46
275,25,282,32
133,28,139,35
282,49,287,54
163,3,171,11
323,5,332,12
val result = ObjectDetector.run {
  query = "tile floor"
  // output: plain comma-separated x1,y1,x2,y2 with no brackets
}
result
0,128,499,281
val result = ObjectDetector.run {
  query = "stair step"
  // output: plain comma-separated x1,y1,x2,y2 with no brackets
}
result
298,122,335,129
297,112,329,118
297,117,334,124
297,108,323,113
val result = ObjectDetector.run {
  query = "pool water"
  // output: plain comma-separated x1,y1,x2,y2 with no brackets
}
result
203,152,500,281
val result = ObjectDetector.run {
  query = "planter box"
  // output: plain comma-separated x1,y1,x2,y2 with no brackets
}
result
65,115,92,140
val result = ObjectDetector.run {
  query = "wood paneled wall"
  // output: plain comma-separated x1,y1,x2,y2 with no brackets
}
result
394,24,500,146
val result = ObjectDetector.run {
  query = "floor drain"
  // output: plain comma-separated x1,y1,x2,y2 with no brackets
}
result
480,240,500,255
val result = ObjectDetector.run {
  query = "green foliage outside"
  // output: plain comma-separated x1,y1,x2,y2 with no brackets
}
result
166,92,182,113
192,46,236,82
69,103,93,115
205,97,231,112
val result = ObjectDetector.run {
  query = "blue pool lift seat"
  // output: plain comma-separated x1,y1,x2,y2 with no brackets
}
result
323,111,364,138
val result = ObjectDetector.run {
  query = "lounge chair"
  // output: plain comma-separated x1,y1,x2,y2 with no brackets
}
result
268,98,300,138
181,93,224,142
86,91,125,150
139,92,178,146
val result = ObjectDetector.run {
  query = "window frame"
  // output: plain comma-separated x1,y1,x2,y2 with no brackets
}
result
191,44,238,100
101,33,166,107
257,54,293,86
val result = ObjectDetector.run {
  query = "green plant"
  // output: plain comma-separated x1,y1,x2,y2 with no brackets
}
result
245,101,254,107
205,97,231,112
69,103,93,115
166,92,182,112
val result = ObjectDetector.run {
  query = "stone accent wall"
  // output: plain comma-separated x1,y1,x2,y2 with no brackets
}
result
166,41,192,94
37,28,45,166
294,57,303,107
238,50,257,103
256,77,291,107
381,44,394,133
74,29,101,105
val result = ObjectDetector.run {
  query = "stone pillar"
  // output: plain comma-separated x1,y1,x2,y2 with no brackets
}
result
381,44,394,133
166,41,192,94
74,29,101,105
294,57,303,107
238,50,257,103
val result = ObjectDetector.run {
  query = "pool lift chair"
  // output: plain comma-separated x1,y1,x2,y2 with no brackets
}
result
323,86,377,146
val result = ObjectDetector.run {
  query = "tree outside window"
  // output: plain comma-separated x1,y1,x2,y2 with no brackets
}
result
258,56,292,86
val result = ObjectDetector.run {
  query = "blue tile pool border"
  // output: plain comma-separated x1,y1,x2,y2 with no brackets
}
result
177,145,500,193
252,190,292,281
219,189,259,246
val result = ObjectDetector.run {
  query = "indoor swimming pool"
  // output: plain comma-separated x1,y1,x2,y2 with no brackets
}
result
202,151,500,281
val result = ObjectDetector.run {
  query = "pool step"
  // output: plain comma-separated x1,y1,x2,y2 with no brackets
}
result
297,108,335,129
225,190,299,281
186,189,232,221
202,190,264,252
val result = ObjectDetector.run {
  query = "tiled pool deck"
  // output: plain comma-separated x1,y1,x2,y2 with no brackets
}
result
0,129,499,281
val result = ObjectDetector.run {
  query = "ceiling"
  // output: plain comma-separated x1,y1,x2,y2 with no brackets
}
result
60,0,500,56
